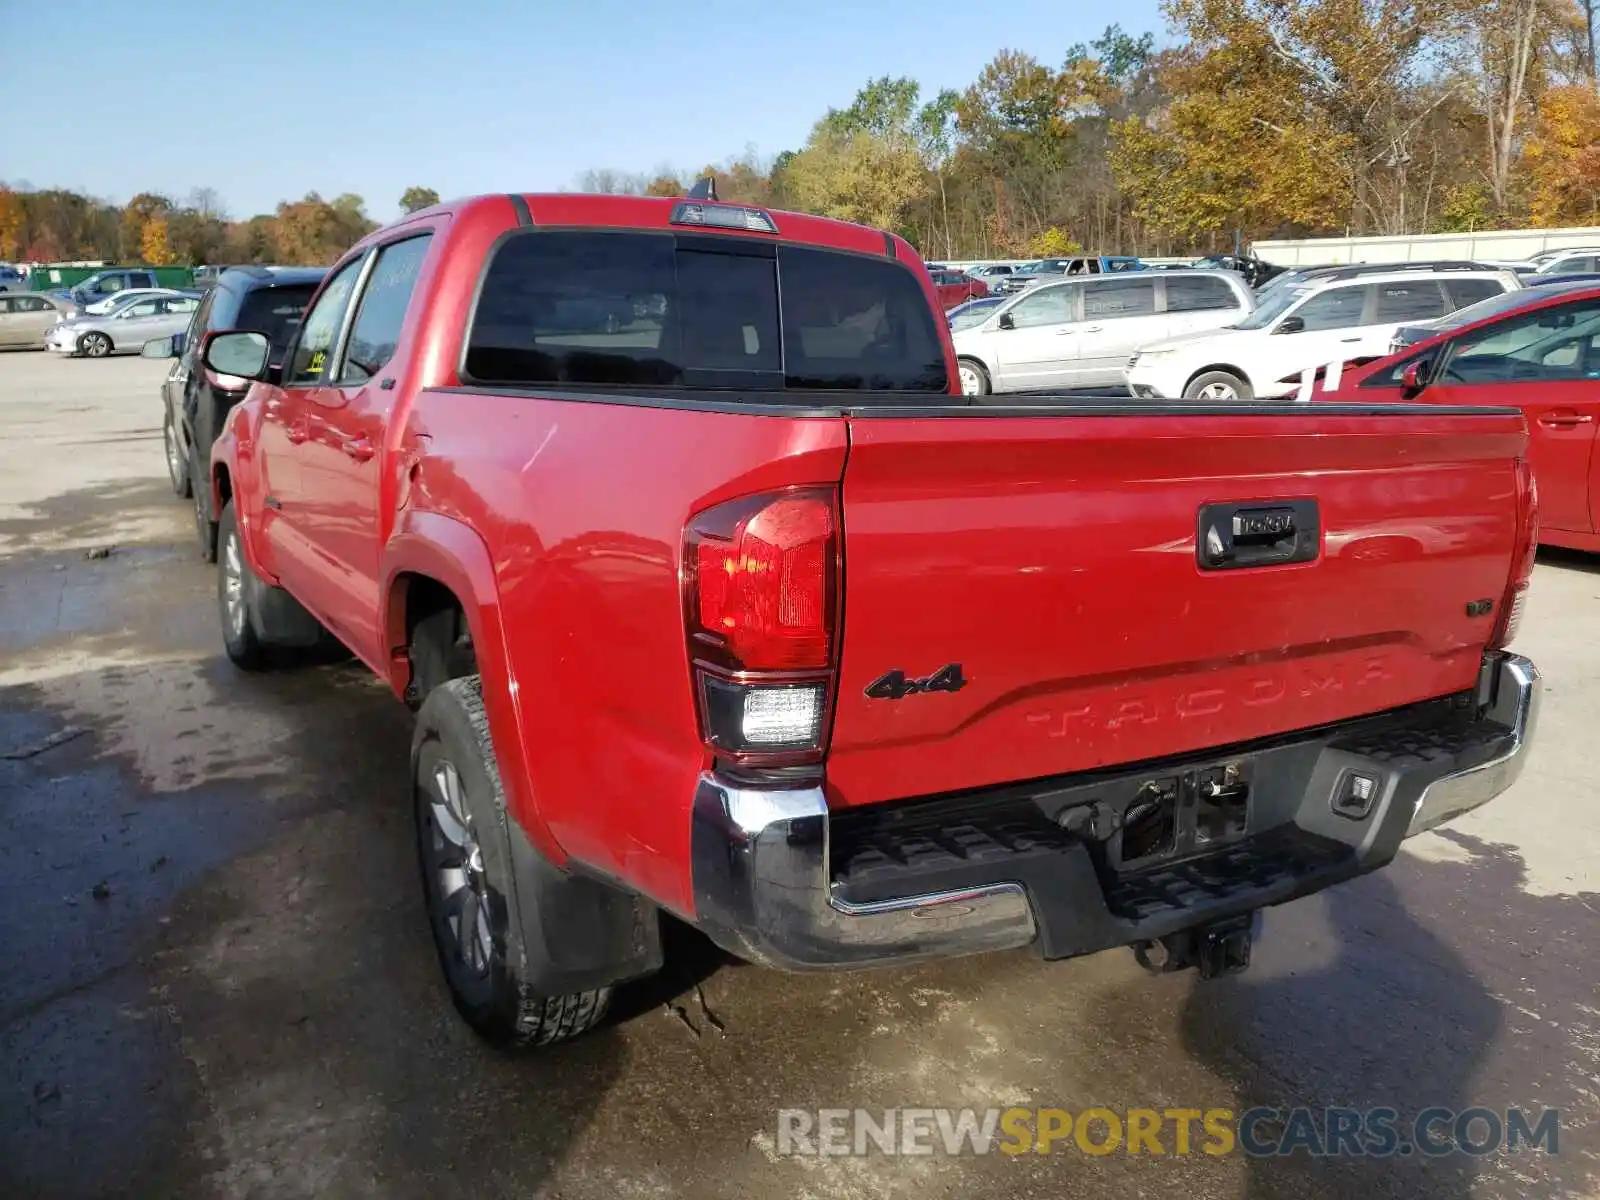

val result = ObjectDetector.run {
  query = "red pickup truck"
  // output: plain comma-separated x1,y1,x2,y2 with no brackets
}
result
201,190,1541,1048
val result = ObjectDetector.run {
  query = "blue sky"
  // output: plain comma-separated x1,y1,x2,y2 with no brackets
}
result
3,0,1165,222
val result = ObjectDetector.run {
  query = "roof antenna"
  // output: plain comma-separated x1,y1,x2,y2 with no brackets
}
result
686,176,717,201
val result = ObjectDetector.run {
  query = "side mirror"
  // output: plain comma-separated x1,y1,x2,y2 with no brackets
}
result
204,330,271,380
998,312,1015,330
141,336,177,359
1401,356,1433,397
1275,316,1305,335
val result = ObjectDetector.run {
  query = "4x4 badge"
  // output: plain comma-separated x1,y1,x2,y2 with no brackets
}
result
865,664,968,700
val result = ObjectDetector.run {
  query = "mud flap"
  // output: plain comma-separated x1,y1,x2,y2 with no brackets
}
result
246,572,325,648
505,814,665,995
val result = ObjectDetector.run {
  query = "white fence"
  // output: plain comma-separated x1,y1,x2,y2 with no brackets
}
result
1253,226,1600,266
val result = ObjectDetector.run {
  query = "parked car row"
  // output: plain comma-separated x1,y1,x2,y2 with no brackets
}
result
954,269,1256,394
1126,264,1519,400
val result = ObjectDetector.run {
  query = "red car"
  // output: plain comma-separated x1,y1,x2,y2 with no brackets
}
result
201,187,1538,1047
1331,280,1600,553
930,268,989,310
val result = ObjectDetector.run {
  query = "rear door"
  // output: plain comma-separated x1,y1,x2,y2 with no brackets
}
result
1366,279,1452,353
0,298,17,346
107,297,165,349
990,284,1081,391
828,407,1525,806
1079,277,1163,383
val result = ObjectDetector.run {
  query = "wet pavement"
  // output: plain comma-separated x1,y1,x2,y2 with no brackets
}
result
1,353,1596,1200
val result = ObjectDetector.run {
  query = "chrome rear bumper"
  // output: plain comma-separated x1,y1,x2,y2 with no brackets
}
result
689,653,1539,971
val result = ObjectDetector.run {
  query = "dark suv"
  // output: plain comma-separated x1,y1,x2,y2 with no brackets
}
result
149,266,326,559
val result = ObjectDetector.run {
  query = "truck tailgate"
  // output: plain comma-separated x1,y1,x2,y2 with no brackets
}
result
826,406,1527,808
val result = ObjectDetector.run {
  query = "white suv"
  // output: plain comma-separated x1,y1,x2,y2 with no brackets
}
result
954,270,1253,395
1125,266,1521,400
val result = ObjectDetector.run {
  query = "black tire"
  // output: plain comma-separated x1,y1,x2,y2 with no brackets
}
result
191,455,218,563
164,412,191,498
79,331,112,358
216,502,268,670
958,357,991,397
1183,369,1253,401
413,677,611,1049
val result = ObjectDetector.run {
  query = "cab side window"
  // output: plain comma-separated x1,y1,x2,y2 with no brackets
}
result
286,256,367,386
337,235,432,384
1007,285,1076,329
1442,300,1600,385
1292,285,1368,331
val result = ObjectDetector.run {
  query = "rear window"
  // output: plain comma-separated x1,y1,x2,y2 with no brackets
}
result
237,284,317,360
1445,278,1508,310
464,230,948,392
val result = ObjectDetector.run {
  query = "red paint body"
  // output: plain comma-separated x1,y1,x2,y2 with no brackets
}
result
932,270,990,310
213,193,1534,924
1334,283,1600,553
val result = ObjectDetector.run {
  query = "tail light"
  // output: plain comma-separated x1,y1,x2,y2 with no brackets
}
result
1491,458,1538,649
683,487,840,766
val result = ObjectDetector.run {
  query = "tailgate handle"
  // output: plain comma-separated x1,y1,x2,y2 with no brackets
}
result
1198,500,1320,571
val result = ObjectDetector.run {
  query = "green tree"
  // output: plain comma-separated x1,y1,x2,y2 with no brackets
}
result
400,186,440,214
782,127,926,232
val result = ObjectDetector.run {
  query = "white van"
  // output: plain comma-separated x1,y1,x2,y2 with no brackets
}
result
953,270,1254,395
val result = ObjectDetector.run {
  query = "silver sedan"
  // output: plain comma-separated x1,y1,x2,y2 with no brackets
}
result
46,291,201,358
0,292,74,349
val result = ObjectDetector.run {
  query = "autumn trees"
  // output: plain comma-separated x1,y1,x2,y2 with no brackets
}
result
5,1,1599,268
578,4,1600,255
0,186,378,267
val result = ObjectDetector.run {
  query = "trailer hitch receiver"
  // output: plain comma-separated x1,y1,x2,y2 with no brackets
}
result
1132,913,1257,980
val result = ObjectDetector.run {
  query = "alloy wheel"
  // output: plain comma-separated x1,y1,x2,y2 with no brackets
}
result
221,529,247,640
424,759,494,977
164,420,184,490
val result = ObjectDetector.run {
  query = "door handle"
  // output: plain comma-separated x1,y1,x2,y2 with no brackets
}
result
1082,325,1103,333
341,437,376,463
1538,412,1593,427
1339,337,1362,343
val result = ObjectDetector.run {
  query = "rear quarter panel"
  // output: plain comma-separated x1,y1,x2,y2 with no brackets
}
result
402,390,848,915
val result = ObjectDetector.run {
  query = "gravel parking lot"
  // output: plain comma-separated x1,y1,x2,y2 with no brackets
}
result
1,352,1596,1200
